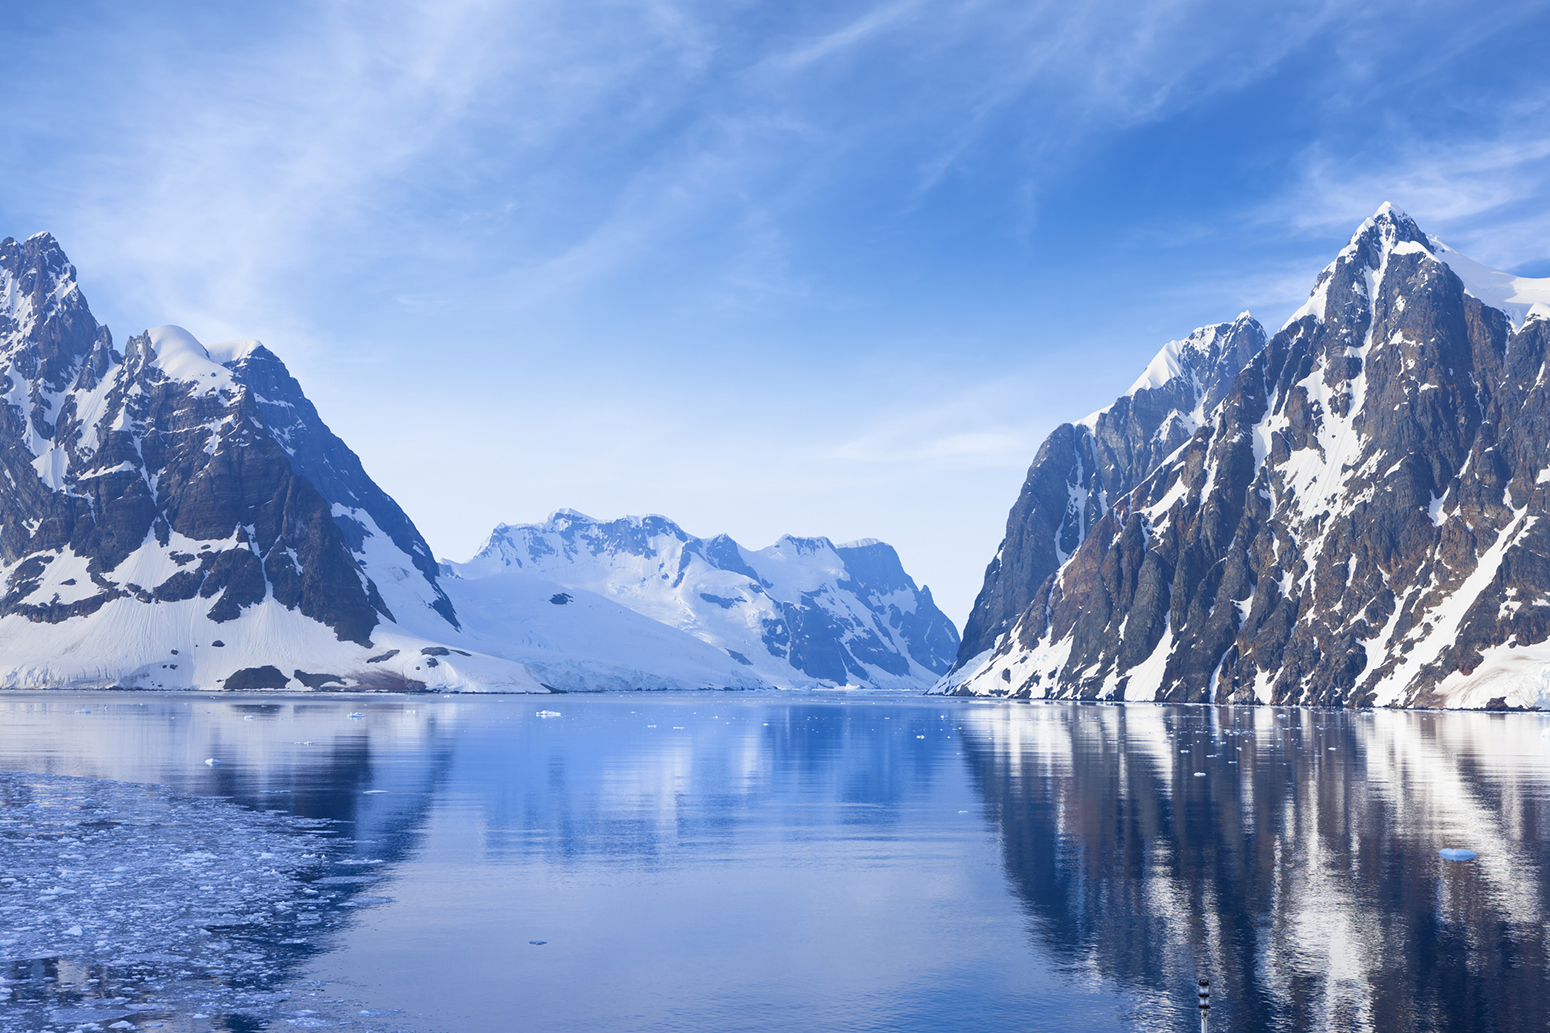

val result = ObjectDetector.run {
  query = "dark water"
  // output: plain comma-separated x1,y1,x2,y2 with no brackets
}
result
1,693,1548,1032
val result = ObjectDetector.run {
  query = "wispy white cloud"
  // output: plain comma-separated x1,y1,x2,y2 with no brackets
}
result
1264,122,1550,269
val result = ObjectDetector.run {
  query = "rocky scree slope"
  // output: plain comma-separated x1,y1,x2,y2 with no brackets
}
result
0,233,542,692
942,204,1550,709
449,510,960,689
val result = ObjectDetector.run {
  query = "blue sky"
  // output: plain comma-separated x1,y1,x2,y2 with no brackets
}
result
3,0,1549,626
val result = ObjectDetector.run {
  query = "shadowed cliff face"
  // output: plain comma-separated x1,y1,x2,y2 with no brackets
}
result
957,315,1266,664
961,703,1550,1033
951,206,1550,708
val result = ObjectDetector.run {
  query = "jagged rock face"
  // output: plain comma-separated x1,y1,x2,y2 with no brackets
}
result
0,236,392,644
946,205,1550,709
957,314,1266,662
453,511,960,688
225,342,458,632
0,234,534,692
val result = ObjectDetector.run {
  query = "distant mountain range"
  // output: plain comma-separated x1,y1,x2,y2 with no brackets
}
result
446,511,958,691
0,233,951,692
940,204,1550,709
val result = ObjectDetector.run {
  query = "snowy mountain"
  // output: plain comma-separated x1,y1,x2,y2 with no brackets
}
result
448,511,960,689
956,313,1266,663
0,233,544,692
942,204,1550,709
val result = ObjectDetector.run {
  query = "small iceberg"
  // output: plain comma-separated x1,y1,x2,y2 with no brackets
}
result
536,710,562,718
204,758,221,766
1193,772,1207,777
1439,848,1478,862
348,712,364,720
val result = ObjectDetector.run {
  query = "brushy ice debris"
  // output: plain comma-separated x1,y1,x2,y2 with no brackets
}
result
536,710,562,718
0,772,417,1033
1439,848,1479,861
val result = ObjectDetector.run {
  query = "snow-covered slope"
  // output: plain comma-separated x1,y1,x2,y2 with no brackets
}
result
0,233,544,693
440,567,771,692
449,511,960,689
943,204,1550,709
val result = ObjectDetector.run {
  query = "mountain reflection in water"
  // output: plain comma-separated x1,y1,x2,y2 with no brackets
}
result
1,693,1547,1033
961,703,1550,1033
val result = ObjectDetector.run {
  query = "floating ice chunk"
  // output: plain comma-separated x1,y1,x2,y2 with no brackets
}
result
363,789,389,794
64,925,82,936
1439,848,1478,861
536,710,562,718
916,735,925,739
75,708,91,714
348,712,364,719
1193,772,1207,777
204,758,220,766
358,1009,403,1018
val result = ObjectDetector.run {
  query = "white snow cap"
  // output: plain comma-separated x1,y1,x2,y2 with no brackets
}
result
1290,203,1550,330
144,326,261,388
1427,237,1550,328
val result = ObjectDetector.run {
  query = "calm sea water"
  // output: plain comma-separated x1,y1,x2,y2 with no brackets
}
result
2,692,1548,1033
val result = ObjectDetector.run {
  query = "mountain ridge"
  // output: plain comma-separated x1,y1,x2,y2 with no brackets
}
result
449,509,959,689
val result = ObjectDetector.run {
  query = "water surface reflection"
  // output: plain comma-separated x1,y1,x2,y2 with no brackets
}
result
2,693,1547,1032
962,703,1550,1032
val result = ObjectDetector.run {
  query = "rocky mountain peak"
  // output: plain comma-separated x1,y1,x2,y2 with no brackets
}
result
0,232,104,393
944,206,1550,709
0,233,530,692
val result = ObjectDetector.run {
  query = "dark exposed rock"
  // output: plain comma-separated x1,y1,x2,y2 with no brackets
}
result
293,670,347,689
957,315,1265,663
365,649,399,663
223,666,290,690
